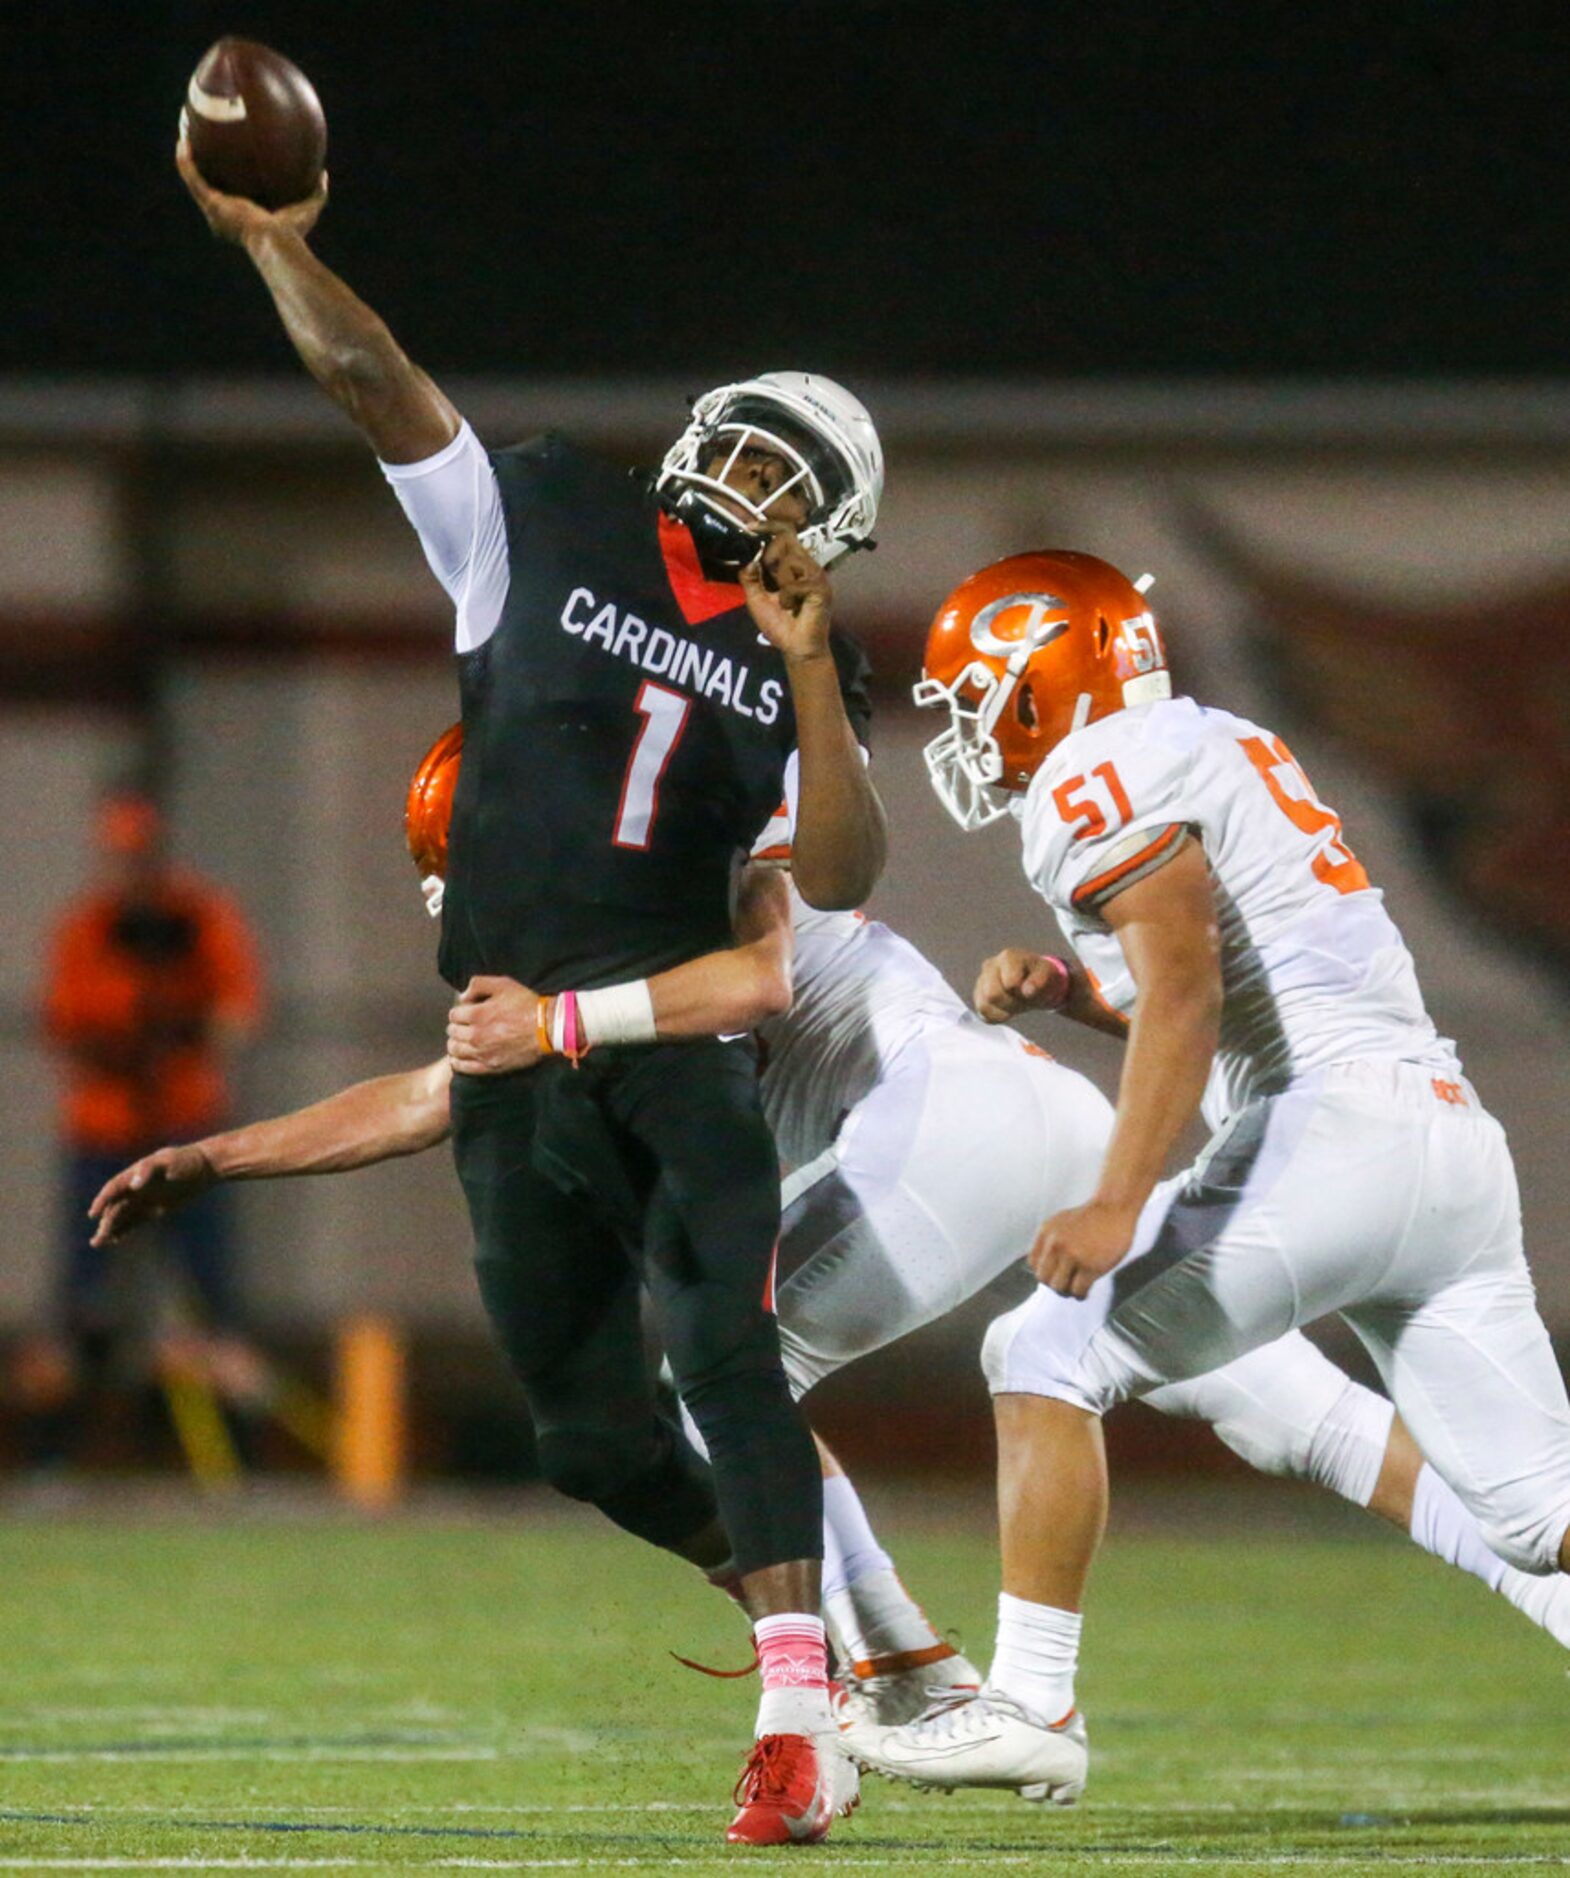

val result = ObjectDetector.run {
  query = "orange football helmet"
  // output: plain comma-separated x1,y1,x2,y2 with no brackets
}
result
405,722,463,915
914,551,1170,829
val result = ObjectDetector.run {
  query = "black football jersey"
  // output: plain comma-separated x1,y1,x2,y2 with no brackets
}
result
440,435,872,993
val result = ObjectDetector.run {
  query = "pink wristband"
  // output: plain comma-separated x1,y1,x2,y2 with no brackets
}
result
550,990,582,1065
1039,956,1072,1012
562,990,591,1066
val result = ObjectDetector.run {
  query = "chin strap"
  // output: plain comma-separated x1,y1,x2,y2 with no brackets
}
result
655,483,762,577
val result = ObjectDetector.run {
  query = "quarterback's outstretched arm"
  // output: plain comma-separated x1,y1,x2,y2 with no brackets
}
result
176,139,459,464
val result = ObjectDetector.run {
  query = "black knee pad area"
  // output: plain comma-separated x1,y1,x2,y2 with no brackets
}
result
680,1358,799,1464
534,1423,648,1505
534,1418,717,1552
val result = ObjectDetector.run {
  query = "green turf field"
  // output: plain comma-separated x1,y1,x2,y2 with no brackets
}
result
0,1490,1565,1873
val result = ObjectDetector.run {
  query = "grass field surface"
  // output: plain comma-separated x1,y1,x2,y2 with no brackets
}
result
0,1485,1565,1873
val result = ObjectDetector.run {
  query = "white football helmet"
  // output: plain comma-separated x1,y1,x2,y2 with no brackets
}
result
656,371,883,569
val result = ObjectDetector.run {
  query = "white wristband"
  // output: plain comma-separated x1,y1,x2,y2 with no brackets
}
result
576,979,658,1047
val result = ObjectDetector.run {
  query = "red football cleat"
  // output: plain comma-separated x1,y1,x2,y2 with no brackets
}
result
725,1731,858,1845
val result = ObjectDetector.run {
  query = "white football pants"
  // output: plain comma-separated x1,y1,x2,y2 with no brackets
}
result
772,1018,1389,1506
983,1059,1570,1574
773,1017,1114,1394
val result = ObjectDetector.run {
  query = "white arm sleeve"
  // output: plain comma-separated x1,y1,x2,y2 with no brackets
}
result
380,422,510,653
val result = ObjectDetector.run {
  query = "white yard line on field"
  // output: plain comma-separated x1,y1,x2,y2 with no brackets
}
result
0,1709,275,1726
0,1747,498,1764
15,1795,1567,1817
0,1855,1569,1873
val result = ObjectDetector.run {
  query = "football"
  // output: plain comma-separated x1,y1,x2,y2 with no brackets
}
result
183,38,327,210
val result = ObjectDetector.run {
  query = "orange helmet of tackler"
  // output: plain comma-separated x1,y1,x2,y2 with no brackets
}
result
914,550,1169,831
405,722,463,911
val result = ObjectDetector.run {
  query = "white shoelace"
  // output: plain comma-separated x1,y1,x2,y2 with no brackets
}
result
895,1689,1035,1743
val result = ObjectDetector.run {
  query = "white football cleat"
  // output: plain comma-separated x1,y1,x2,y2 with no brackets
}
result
821,1731,863,1820
833,1641,983,1727
846,1687,1088,1806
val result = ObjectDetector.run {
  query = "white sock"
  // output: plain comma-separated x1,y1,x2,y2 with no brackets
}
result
819,1474,947,1672
1409,1464,1508,1593
754,1612,832,1738
821,1501,850,1610
1407,1461,1570,1648
1305,1381,1395,1506
821,1473,893,1600
1497,1564,1570,1650
827,1566,948,1672
987,1591,1081,1726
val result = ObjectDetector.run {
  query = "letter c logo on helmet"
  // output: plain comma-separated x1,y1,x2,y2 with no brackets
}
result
967,592,1072,661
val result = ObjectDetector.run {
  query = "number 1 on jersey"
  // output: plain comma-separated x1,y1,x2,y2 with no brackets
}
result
614,681,691,850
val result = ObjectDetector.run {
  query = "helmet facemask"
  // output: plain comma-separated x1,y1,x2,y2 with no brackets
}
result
660,411,834,574
914,662,1016,831
656,376,880,576
916,604,1072,831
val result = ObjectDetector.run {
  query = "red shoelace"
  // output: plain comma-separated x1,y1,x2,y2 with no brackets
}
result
732,1733,812,1808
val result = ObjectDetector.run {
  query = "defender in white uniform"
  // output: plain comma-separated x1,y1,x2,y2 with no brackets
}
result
760,882,1113,1391
848,548,1570,1802
736,806,1570,1720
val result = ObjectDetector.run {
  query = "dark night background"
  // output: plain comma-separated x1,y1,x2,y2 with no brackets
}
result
7,0,1570,383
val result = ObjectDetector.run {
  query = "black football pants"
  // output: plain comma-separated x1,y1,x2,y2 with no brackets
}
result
449,1039,822,1577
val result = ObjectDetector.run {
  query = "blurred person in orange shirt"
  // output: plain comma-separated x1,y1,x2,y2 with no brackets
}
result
19,786,265,1465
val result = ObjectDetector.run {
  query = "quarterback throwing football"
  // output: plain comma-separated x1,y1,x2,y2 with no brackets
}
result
177,133,886,1843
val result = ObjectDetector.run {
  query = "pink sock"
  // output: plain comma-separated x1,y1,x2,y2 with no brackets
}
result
753,1612,831,1738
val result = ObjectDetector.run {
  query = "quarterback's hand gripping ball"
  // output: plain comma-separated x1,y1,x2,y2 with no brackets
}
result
181,37,327,211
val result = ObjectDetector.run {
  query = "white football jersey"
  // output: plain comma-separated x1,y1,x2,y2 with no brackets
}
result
747,794,969,1168
1019,696,1460,1128
757,885,967,1168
